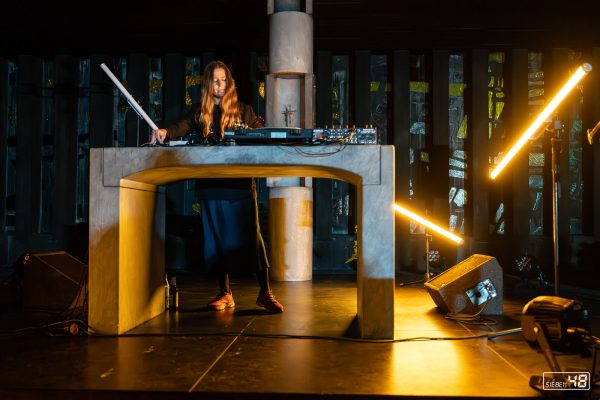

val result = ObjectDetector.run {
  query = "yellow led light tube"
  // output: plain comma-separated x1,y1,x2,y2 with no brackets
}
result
490,63,592,180
394,204,463,244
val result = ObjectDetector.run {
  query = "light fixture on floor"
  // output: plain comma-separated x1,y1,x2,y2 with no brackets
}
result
489,63,592,297
488,295,597,391
426,248,445,270
514,254,548,289
521,296,590,356
520,296,596,391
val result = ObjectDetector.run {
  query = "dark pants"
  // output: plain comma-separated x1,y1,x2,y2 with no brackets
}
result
200,196,258,275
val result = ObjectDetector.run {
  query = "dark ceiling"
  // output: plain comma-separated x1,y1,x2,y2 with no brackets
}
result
2,0,600,56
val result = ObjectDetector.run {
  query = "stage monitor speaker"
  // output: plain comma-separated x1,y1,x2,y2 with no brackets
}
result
23,251,87,311
424,254,503,315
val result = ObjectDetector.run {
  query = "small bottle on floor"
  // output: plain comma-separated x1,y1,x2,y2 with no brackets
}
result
164,274,171,311
169,276,179,311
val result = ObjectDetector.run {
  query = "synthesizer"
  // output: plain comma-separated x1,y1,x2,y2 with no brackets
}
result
166,126,378,145
313,127,378,144
223,127,313,142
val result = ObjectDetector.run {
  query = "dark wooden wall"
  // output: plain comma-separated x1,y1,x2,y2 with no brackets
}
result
1,0,600,285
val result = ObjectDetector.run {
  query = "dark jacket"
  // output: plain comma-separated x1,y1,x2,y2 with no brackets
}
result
165,102,258,141
164,102,259,198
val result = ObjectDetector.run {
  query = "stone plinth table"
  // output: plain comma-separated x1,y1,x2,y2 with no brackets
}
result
89,145,395,338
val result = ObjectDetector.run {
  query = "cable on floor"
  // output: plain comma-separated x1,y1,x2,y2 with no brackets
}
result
2,320,499,343
444,300,498,327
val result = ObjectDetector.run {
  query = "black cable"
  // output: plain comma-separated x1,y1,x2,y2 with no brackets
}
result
81,329,491,344
2,309,514,344
487,328,522,339
397,278,427,287
14,255,88,330
0,318,90,337
293,145,347,157
44,260,88,324
444,301,498,327
276,142,348,157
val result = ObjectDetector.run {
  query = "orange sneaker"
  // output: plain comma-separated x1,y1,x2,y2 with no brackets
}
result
256,290,284,313
207,290,235,311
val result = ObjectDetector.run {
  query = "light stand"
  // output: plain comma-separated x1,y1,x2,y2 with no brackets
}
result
489,63,592,297
396,231,435,288
424,231,433,281
550,117,563,296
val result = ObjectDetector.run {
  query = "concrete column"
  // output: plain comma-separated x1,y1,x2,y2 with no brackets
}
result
269,187,313,281
266,2,314,128
266,0,315,280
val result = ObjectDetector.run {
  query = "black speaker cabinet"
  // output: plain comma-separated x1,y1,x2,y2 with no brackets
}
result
424,254,503,315
23,251,87,311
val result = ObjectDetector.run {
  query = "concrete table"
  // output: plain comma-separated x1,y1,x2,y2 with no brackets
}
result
89,145,395,338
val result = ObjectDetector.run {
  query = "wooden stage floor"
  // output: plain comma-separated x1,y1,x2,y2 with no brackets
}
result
0,272,599,399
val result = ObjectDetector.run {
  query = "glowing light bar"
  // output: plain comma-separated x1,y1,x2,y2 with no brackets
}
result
394,204,463,244
490,63,592,180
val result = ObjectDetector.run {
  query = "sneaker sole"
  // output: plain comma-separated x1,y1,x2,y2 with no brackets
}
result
208,301,235,311
256,300,283,313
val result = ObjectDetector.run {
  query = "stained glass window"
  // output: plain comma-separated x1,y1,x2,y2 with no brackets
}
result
331,179,351,235
370,55,388,144
488,52,506,234
330,55,352,235
112,58,127,147
40,59,55,233
76,58,90,223
185,57,202,111
528,52,544,235
149,58,164,127
256,55,268,120
448,53,467,234
182,57,203,216
566,50,584,234
5,61,17,231
408,53,430,234
332,55,349,127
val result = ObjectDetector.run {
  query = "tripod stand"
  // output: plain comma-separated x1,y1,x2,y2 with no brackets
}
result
398,231,435,287
424,231,434,281
530,115,563,296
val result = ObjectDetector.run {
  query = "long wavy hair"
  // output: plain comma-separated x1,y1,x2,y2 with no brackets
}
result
196,61,241,137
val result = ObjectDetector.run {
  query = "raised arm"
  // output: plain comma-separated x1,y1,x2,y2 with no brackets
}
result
152,107,198,144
